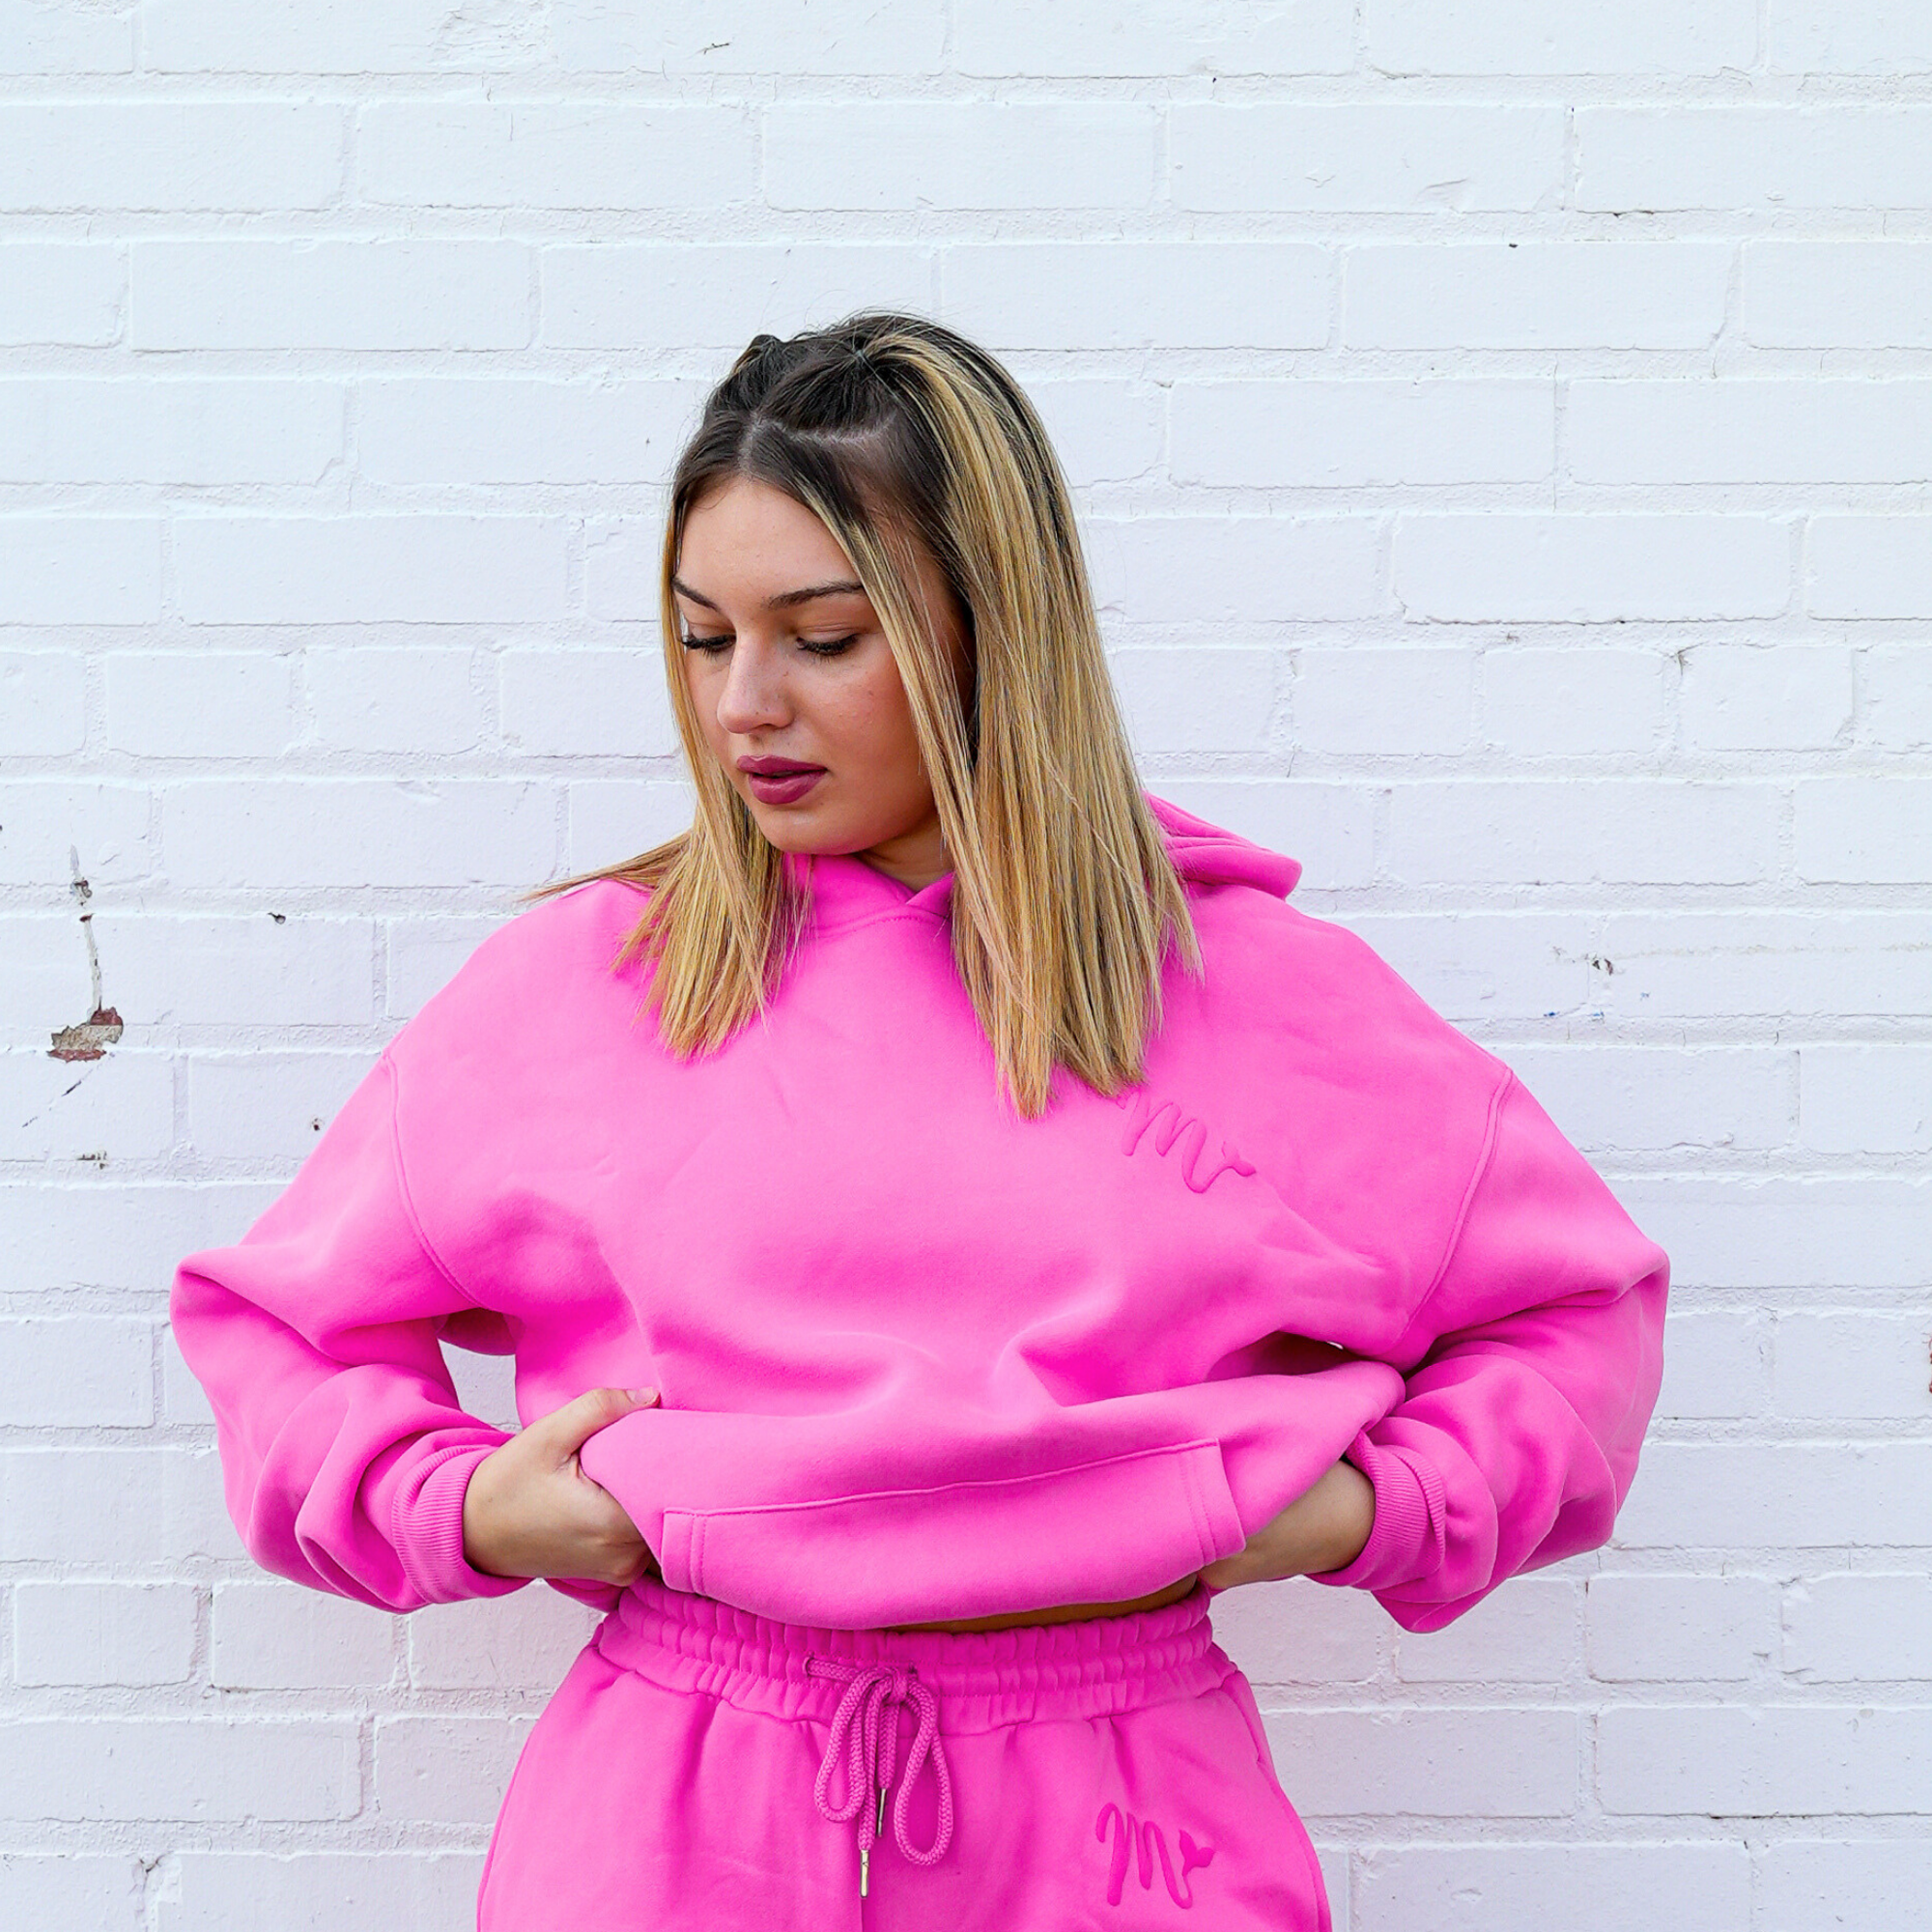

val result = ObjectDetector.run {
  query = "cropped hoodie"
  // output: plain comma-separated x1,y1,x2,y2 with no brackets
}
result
171,797,1669,1635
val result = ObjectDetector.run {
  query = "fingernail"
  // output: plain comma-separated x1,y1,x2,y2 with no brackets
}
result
626,1387,659,1405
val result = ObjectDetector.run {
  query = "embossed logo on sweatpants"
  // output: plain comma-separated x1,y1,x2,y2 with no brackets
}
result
1095,1803,1215,1909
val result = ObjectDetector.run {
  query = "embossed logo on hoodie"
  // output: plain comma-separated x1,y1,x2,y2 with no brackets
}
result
1116,1090,1257,1195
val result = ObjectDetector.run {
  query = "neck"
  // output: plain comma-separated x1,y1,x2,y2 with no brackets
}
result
853,813,952,893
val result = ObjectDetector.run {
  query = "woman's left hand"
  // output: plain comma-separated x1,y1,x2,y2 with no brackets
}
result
1199,1458,1377,1589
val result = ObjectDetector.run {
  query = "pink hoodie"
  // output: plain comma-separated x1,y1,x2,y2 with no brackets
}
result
172,797,1668,1635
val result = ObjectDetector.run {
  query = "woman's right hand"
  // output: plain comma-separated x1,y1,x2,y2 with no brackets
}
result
462,1386,659,1586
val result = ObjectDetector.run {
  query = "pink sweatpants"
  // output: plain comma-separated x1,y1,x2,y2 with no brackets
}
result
477,1579,1330,1930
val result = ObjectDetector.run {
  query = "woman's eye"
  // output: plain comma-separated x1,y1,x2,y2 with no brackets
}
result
800,634,860,658
678,633,733,654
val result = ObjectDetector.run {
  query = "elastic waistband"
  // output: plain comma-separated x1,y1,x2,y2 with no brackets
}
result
594,1578,1232,1735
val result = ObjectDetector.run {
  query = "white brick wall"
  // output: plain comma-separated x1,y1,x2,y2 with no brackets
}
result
2,9,1927,1930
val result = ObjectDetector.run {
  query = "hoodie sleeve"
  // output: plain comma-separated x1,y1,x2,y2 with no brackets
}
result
1310,1068,1669,1633
169,1049,526,1612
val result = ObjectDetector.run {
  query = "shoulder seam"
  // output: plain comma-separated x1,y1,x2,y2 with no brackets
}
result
1409,1062,1517,1331
380,1046,482,1311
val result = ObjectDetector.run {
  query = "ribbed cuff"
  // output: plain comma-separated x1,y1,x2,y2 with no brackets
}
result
1307,1429,1435,1595
395,1438,528,1605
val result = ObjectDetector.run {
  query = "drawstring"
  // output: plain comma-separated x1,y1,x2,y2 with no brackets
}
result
805,1657,954,1897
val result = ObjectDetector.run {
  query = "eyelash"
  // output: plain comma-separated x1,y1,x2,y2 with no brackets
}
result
678,633,860,659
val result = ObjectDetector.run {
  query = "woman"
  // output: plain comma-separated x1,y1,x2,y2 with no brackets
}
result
173,314,1668,1930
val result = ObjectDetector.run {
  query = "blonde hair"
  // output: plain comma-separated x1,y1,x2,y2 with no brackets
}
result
541,312,1198,1118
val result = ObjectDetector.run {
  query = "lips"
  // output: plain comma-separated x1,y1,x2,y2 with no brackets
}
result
736,756,827,808
736,757,825,778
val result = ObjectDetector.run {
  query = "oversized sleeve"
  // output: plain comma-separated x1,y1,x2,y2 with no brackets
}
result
1311,1068,1669,1632
169,1049,527,1611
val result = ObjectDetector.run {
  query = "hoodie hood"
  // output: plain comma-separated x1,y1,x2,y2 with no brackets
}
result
1146,793,1302,899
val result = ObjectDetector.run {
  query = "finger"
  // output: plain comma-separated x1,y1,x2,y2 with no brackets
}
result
534,1385,657,1459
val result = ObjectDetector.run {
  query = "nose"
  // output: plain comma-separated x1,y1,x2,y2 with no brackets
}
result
710,634,790,736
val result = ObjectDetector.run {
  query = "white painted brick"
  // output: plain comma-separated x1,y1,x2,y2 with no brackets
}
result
375,1715,532,1825
1784,1576,1932,1683
164,1854,482,1932
188,1051,374,1163
1347,244,1731,349
0,649,85,753
0,914,90,1042
584,517,663,622
1172,380,1553,488
107,651,298,759
407,1588,596,1691
1387,781,1777,887
0,1179,268,1295
306,647,486,754
0,519,161,625
0,781,152,887
13,1581,197,1685
1026,382,1164,487
1807,516,1932,618
1586,1574,1776,1682
1678,644,1853,752
565,781,696,872
954,0,1355,76
0,243,122,344
1655,1310,1770,1421
1396,1577,1579,1683
1356,1844,1749,1932
1209,1576,1384,1687
1599,1706,1932,1815
1759,1842,1932,1932
0,2,131,73
0,103,342,211
0,1859,140,1930
163,1327,217,1427
0,1719,358,1822
1261,1709,1579,1817
359,102,755,210
1795,778,1932,884
133,242,532,352
1506,1044,1791,1154
213,1580,397,1689
0,1048,174,1163
1616,1443,1932,1548
164,780,556,891
1746,242,1932,348
1800,1043,1932,1155
0,379,343,484
768,103,1156,211
1172,105,1563,213
1318,1847,1350,1932
1481,648,1664,755
174,516,568,625
1864,646,1932,751
942,243,1331,350
141,0,502,74
1770,1,1932,74
1293,647,1473,755
1366,0,1755,74
1088,517,1381,623
164,1444,252,1564
0,1317,151,1425
94,913,375,1028
1108,646,1278,753
383,915,512,1021
554,0,947,74
0,1449,166,1564
543,243,933,350
1153,781,1376,890
1774,1310,1932,1419
500,648,679,758
441,1342,519,1434
1343,911,1596,1022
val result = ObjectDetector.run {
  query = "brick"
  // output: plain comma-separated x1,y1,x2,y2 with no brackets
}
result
0,1450,164,1564
134,242,532,351
357,378,701,486
1808,516,1932,618
584,518,663,621
1654,1310,1770,1421
0,379,343,484
213,1579,397,1689
13,1581,197,1685
0,914,88,1041
1173,380,1552,488
0,649,85,753
1481,648,1664,755
1293,648,1473,755
1396,515,1787,622
141,0,499,73
1209,1577,1384,1688
188,1051,375,1162
1599,1705,1932,1815
1679,644,1853,752
1746,243,1932,349
1774,1310,1932,1418
1586,1574,1775,1683
1087,518,1381,623
359,102,755,209
565,781,696,872
0,103,342,211
306,647,486,754
1864,646,1932,751
1343,911,1597,1023
1108,647,1278,754
164,780,556,891
1504,1044,1791,1155
0,1859,140,1930
0,1179,271,1294
1261,1708,1579,1817
1173,105,1563,213
0,1719,357,1821
954,0,1354,75
768,103,1155,211
1760,1842,1932,1932
1026,381,1164,487
554,0,947,73
1366,0,1755,73
1616,1443,1932,1549
1396,1577,1579,1684
1802,1044,1932,1155
383,916,511,1021
0,781,151,887
0,519,161,625
442,1342,519,1433
1348,244,1730,349
500,649,680,758
1770,2,1932,74
1154,781,1376,891
166,1444,251,1563
375,1715,533,1825
0,243,121,345
0,2,131,72
175,516,567,625
163,1327,216,1426
1387,781,1777,887
108,651,298,759
544,243,933,350
0,1317,151,1425
1784,1576,1932,1682
407,1587,597,1690
945,243,1330,351
164,1854,482,1932
1795,779,1932,884
93,913,375,1028
1355,1844,1748,1932
0,1047,174,1163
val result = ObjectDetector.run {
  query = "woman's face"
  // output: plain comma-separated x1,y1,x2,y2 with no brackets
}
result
672,475,967,892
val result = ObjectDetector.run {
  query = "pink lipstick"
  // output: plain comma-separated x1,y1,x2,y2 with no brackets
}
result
737,755,827,807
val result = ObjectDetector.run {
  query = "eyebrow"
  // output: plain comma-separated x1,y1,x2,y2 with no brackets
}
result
669,575,867,612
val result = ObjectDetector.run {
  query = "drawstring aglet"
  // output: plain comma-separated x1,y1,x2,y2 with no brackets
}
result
859,1844,869,1898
